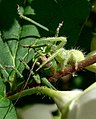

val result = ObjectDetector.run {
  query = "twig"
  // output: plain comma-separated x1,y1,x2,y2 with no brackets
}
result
49,54,96,82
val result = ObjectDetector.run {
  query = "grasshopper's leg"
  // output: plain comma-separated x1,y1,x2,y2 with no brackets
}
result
21,37,67,51
41,77,56,90
17,5,49,32
36,48,64,71
35,37,67,71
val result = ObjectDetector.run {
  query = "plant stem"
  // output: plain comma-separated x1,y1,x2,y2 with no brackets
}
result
49,54,96,82
7,86,81,112
7,86,55,101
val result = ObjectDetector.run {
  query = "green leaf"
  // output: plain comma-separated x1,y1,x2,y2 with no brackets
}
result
0,78,6,96
0,2,40,92
0,96,17,119
2,19,20,40
0,17,39,85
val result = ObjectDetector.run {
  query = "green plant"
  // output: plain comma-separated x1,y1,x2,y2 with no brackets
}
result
1,0,96,119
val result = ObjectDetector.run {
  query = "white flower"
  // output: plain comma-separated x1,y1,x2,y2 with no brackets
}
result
63,82,96,119
17,104,57,119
